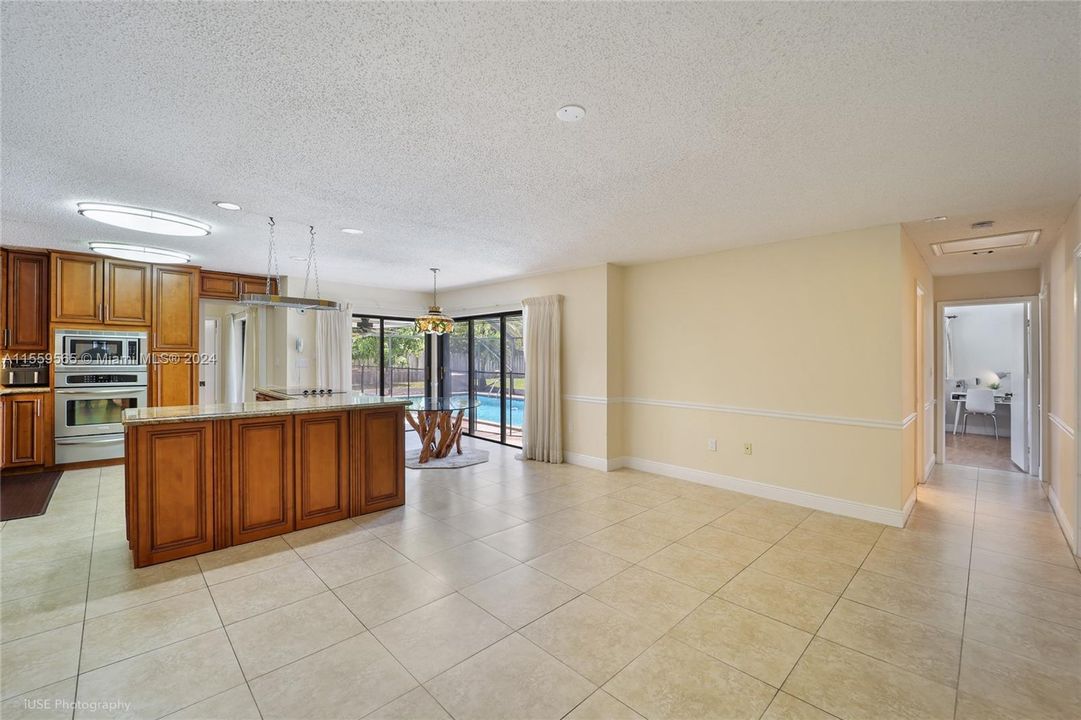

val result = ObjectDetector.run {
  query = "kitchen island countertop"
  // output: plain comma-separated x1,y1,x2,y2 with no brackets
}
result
122,391,413,426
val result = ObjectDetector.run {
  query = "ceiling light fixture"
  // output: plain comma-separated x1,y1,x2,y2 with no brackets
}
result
557,105,586,122
77,202,210,237
213,201,242,211
341,228,364,235
415,268,454,335
88,241,191,264
923,216,948,222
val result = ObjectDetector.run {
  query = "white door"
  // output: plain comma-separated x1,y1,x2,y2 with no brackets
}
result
201,318,220,404
1010,308,1028,471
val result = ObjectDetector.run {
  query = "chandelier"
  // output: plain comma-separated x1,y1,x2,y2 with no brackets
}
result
415,268,455,335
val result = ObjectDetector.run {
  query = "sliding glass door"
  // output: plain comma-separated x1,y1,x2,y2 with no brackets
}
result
351,316,431,399
438,312,524,447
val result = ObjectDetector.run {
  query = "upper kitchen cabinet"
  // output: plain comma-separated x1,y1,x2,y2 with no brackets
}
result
199,270,277,301
151,265,199,351
2,249,49,351
51,252,104,324
104,260,152,325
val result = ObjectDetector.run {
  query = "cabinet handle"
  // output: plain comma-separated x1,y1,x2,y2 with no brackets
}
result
98,302,102,318
36,398,41,417
2,327,8,347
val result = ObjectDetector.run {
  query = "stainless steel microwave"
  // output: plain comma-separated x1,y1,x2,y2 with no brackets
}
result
55,329,147,371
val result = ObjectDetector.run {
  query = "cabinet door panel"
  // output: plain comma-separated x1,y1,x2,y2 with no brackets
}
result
4,395,44,466
231,416,294,544
134,422,214,566
354,407,405,515
152,266,199,351
199,271,240,301
295,412,349,529
5,251,49,351
105,260,151,325
239,276,277,295
52,253,103,323
150,354,198,407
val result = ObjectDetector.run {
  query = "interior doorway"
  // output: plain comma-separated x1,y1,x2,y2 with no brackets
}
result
939,298,1038,474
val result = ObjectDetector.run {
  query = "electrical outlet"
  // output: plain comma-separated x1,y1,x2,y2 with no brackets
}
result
707,438,717,451
743,443,753,455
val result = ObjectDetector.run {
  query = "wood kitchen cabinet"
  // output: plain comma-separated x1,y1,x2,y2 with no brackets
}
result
230,415,294,544
51,252,104,323
104,259,152,325
127,421,216,566
2,249,49,351
2,393,46,468
151,265,199,351
149,353,199,407
353,406,406,514
294,411,350,529
199,270,277,301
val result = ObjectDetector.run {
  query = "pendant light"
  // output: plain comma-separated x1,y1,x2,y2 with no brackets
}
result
415,268,454,334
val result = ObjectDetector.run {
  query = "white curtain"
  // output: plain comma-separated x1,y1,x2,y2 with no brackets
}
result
316,303,353,391
522,294,563,463
222,312,245,403
243,306,266,401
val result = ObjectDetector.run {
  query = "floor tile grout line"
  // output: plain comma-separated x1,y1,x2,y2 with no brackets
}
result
70,468,103,720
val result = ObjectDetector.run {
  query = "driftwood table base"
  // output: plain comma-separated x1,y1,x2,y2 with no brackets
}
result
406,409,466,463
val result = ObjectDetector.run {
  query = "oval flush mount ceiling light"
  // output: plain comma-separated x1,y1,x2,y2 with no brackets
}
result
341,228,364,235
557,105,586,122
77,202,211,236
213,201,241,211
89,241,191,264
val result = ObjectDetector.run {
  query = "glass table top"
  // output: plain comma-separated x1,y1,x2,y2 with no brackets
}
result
403,396,479,412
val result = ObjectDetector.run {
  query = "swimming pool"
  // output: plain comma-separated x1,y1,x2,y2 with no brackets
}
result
461,394,523,427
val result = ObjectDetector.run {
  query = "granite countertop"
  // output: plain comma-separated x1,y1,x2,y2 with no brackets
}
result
122,391,413,426
0,386,50,395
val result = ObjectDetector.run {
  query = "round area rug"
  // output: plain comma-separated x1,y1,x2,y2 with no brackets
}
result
405,448,489,469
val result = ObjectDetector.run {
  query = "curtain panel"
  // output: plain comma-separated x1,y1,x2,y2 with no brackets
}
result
522,294,563,463
316,303,354,391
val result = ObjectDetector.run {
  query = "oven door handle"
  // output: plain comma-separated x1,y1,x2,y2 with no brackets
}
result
54,436,125,445
55,388,145,395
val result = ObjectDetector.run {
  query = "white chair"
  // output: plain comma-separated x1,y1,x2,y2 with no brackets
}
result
962,387,998,439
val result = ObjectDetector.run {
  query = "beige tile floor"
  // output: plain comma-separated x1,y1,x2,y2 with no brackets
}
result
2,440,1080,720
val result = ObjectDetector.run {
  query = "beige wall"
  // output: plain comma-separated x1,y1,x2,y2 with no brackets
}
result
441,265,613,462
901,227,935,503
936,269,1041,303
621,224,910,512
1042,196,1079,552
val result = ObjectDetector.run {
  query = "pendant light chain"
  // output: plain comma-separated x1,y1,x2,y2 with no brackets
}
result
303,225,321,300
265,216,282,295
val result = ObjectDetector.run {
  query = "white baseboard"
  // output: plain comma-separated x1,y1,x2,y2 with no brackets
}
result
923,453,936,482
1048,485,1078,556
611,455,908,527
564,452,623,472
902,486,918,525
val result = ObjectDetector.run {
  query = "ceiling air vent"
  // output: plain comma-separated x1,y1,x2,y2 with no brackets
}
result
971,220,995,229
930,230,1040,257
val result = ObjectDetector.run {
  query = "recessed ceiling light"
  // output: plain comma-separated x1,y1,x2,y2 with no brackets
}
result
923,216,948,222
77,203,210,237
557,105,586,122
341,228,364,235
213,201,242,211
89,241,191,264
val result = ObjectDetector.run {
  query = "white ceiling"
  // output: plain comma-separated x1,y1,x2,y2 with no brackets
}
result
2,2,1078,290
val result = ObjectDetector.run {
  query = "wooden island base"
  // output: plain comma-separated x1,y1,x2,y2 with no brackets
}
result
124,404,405,567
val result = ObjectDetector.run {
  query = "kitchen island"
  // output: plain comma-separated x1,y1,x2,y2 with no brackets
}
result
121,393,410,567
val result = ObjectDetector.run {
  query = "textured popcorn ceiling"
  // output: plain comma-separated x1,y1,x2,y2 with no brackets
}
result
1,2,1078,289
